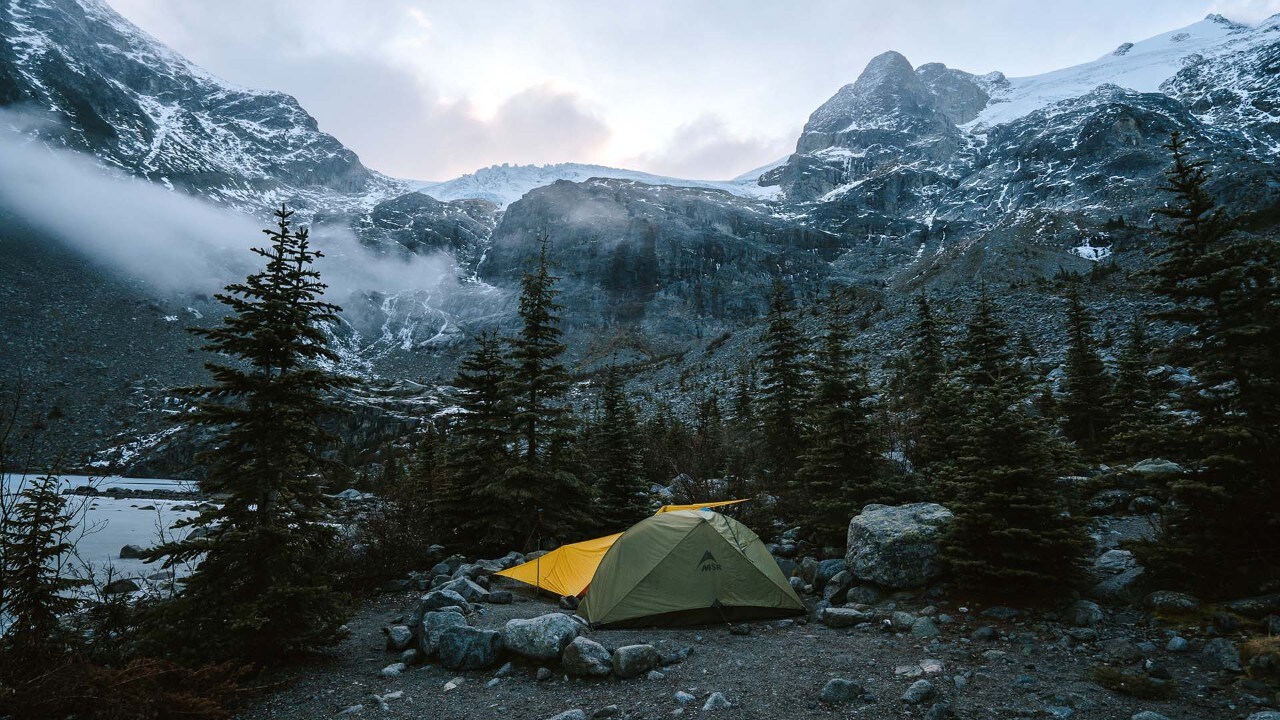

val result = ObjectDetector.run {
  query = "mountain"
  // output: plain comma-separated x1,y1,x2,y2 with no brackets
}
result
1,1,1278,473
415,162,780,208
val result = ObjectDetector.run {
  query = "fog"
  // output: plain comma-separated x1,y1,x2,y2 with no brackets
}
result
0,111,455,303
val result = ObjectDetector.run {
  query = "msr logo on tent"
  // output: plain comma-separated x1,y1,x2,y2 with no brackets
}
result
697,550,721,572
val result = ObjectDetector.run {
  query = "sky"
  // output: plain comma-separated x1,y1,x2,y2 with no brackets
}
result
108,0,1280,182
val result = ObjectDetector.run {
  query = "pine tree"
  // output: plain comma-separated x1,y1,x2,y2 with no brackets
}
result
756,280,810,501
937,292,1089,599
795,303,888,548
899,292,946,407
501,237,591,549
0,475,86,667
586,363,648,530
445,331,513,550
1136,132,1280,596
1058,283,1113,455
145,205,352,666
1104,318,1171,460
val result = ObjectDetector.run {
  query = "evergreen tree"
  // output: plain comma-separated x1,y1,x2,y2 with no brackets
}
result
756,280,810,500
586,363,648,530
795,304,887,547
1105,318,1171,460
937,293,1089,599
445,331,514,550
1058,283,1113,455
146,205,352,665
501,237,591,548
899,292,946,407
0,475,86,667
1137,132,1280,596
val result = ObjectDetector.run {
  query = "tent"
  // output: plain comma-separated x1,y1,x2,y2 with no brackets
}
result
494,500,746,598
577,509,805,628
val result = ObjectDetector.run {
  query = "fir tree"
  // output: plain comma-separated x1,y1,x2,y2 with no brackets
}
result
501,237,591,548
1058,283,1113,455
756,280,810,501
1104,318,1171,460
899,292,946,407
445,331,514,550
795,303,887,547
1137,132,1280,596
937,293,1089,599
586,363,648,530
0,475,86,667
146,205,352,666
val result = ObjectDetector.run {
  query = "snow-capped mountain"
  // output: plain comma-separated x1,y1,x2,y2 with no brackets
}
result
416,162,779,208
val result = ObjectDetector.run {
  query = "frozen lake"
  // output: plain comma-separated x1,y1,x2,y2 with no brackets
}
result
2,474,206,585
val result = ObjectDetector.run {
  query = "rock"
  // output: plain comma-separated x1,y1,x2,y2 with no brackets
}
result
536,667,553,682
654,639,693,665
103,579,139,594
789,576,807,593
441,577,490,603
1103,638,1145,663
1220,593,1280,618
1165,636,1188,652
702,692,731,711
1129,458,1183,475
547,712,587,720
901,679,936,704
119,544,147,559
729,624,751,636
562,636,612,678
1128,496,1161,513
417,588,470,617
845,585,881,605
337,705,363,716
1065,600,1103,627
592,707,619,720
384,625,413,651
399,648,421,665
380,662,406,677
925,703,955,720
612,644,661,679
814,558,846,589
1245,713,1280,720
822,570,853,604
486,590,514,604
442,677,464,692
418,611,467,657
1094,549,1137,574
1198,637,1241,673
1045,707,1073,720
646,669,665,680
1088,489,1133,514
436,626,503,671
980,606,1019,620
1130,712,1171,720
1144,590,1200,614
820,607,873,628
969,626,998,641
504,613,582,661
1091,567,1145,604
452,563,486,580
846,503,953,589
819,678,865,703
911,617,941,638
799,556,819,583
559,595,580,611
675,690,695,704
1066,627,1098,642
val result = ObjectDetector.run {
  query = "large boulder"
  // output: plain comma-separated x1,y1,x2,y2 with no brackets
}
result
418,611,467,657
814,559,847,590
503,613,582,661
436,626,503,671
561,636,612,677
612,644,661,679
441,577,490,603
845,503,953,589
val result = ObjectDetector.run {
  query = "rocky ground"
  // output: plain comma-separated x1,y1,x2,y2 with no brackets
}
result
236,582,1276,720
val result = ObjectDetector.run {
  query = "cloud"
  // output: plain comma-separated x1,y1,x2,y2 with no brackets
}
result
633,114,794,180
1208,0,1280,23
0,109,453,300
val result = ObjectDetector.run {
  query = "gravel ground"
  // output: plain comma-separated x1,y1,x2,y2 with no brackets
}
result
235,578,1268,720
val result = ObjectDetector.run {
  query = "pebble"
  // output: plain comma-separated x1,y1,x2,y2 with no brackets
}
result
646,670,666,680
485,678,500,688
703,692,731,711
443,677,464,692
818,678,865,704
592,706,620,719
1130,712,1170,720
380,662,406,678
536,667,553,682
901,679,936,704
675,691,696,704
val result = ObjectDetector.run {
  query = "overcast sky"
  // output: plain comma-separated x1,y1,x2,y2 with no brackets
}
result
109,0,1280,181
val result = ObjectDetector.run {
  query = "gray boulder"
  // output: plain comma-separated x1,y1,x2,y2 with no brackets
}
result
562,636,612,677
119,544,147,559
1220,593,1280,618
1130,458,1183,475
436,626,503,670
911,617,941,638
503,613,582,661
814,558,846,589
441,577,490,603
385,625,413,652
1094,549,1137,574
1091,567,1145,604
822,570,853,604
702,692,731,711
416,588,470,619
901,679,936,704
1198,637,1241,673
418,610,467,657
1065,600,1103,627
612,644,661,679
819,678,865,703
820,607,873,628
846,503,953,589
1144,590,1200,614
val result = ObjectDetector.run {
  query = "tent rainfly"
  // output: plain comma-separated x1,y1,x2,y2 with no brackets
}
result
494,500,745,598
577,509,805,627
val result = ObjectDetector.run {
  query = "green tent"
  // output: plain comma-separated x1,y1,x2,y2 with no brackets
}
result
578,509,805,628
